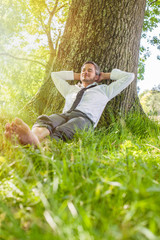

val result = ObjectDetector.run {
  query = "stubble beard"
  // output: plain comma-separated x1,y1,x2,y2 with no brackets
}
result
82,76,96,83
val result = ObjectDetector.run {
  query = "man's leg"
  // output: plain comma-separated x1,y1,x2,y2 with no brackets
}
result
51,116,92,141
5,114,67,146
5,118,43,146
5,113,92,145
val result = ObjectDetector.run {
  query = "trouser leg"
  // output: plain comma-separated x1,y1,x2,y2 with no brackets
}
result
51,116,92,141
33,111,93,142
32,114,67,134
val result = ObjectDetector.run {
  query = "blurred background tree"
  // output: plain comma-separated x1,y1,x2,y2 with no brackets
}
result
0,0,69,113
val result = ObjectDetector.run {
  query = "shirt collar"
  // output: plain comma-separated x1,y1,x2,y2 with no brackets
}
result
81,82,98,89
77,82,98,89
86,82,98,88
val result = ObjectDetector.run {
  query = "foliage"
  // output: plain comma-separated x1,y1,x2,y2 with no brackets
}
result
138,0,160,80
152,84,160,92
0,52,45,113
139,90,160,117
143,0,160,32
0,0,69,51
0,0,70,112
0,0,28,48
0,111,160,240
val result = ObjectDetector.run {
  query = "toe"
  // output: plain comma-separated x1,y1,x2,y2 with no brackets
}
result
14,118,23,125
4,130,12,140
5,123,11,131
4,130,9,138
12,123,17,131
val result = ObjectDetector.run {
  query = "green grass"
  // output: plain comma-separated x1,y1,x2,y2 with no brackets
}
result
0,112,160,240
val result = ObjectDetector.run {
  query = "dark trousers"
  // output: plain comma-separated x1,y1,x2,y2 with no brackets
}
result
32,110,93,141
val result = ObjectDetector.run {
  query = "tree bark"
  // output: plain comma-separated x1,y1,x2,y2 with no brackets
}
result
24,0,146,126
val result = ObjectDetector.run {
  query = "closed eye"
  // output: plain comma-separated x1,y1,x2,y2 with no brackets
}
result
82,68,93,72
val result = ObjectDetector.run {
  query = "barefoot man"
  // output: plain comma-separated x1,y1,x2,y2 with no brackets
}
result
5,61,135,147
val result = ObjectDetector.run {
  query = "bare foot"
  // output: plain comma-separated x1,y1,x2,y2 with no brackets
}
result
5,122,20,144
5,123,13,140
5,118,40,147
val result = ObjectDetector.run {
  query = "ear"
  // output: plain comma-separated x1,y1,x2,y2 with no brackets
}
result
80,73,83,82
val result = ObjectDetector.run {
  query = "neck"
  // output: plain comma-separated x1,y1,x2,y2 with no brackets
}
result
82,82,95,88
82,83,89,88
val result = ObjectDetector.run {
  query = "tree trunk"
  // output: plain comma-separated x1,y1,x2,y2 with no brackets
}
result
24,0,146,126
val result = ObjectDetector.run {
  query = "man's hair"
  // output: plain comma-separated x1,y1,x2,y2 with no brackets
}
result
81,61,100,76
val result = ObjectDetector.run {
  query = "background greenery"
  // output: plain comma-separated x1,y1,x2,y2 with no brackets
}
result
0,0,160,239
0,112,160,240
139,90,160,121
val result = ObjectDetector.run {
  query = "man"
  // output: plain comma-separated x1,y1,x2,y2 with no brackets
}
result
5,61,135,147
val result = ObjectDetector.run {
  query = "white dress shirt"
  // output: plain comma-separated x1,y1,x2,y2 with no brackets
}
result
51,69,135,127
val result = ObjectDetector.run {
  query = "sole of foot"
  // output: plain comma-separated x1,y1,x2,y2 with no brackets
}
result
5,118,40,147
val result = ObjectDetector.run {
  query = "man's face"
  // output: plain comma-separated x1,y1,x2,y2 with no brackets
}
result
80,64,99,87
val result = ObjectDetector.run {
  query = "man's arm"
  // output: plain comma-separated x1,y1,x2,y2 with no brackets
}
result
96,72,111,82
74,73,81,81
105,69,135,100
74,72,111,82
51,71,75,98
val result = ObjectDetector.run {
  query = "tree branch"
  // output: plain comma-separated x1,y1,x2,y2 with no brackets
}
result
55,29,62,52
55,4,67,14
38,11,48,35
48,0,59,33
0,53,46,67
46,0,59,53
149,0,159,6
50,0,59,16
29,53,51,59
46,5,50,14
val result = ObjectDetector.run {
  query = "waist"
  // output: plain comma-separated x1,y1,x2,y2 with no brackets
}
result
63,110,94,124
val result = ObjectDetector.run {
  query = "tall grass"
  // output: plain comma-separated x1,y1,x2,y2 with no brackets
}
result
0,111,160,240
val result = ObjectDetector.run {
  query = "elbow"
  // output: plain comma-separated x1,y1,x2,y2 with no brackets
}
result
51,72,58,78
131,73,135,82
51,72,55,80
51,72,61,82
